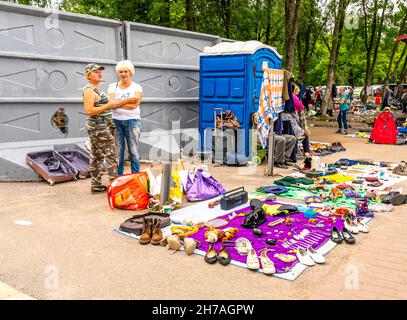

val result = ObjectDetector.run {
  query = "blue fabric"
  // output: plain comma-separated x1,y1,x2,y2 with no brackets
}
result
337,110,348,129
113,119,141,175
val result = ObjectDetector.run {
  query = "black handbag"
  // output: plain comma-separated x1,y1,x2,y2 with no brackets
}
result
241,207,267,229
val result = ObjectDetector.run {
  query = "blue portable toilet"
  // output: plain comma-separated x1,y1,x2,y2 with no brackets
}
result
199,40,282,159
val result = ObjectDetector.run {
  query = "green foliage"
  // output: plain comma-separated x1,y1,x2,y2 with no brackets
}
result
5,0,407,86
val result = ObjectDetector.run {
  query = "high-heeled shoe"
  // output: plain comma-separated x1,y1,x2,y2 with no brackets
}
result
259,249,276,275
218,246,231,266
330,226,343,244
167,235,182,252
183,237,197,255
341,227,356,244
247,248,260,270
204,244,218,264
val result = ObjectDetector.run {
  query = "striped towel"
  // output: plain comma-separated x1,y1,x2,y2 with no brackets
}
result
257,69,284,148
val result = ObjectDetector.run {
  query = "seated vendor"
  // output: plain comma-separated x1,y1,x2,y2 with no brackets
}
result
252,112,297,169
273,113,297,168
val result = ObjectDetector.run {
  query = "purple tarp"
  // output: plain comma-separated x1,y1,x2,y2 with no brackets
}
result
188,201,346,274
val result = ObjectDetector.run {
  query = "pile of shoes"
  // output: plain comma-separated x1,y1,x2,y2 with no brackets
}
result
393,161,407,176
381,191,407,206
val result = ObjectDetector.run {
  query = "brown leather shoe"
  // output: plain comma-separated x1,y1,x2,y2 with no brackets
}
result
151,219,163,245
139,218,152,245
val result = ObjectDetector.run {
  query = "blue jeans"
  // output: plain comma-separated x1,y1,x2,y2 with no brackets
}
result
337,110,348,130
113,119,141,175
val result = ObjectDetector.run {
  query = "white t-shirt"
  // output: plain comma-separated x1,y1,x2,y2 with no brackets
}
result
107,82,143,121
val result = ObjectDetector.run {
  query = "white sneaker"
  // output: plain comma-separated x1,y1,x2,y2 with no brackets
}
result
306,247,326,264
356,218,369,233
297,248,315,266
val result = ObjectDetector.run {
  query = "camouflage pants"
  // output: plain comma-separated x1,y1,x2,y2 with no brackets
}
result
87,121,118,191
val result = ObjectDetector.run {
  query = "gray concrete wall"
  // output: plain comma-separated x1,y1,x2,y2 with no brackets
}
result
0,2,226,180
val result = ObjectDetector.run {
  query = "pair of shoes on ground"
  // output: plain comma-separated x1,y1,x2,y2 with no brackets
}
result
91,185,107,194
335,129,348,134
139,218,163,245
381,191,407,205
296,247,325,266
162,235,201,255
392,161,407,176
344,215,369,234
275,160,295,169
246,248,276,275
331,226,356,244
205,244,231,266
236,238,275,275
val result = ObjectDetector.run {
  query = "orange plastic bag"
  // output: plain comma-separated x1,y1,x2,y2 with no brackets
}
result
107,172,150,210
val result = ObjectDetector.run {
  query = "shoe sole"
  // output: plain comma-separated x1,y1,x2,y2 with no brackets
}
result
151,240,161,245
139,240,151,245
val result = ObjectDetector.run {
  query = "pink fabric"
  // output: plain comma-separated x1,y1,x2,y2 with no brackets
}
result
293,94,304,112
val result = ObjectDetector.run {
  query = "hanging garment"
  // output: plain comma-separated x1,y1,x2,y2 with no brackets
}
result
369,111,398,145
257,70,274,148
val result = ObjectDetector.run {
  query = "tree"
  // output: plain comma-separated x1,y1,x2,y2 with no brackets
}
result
384,3,407,86
321,0,350,116
360,0,390,103
284,0,302,72
296,0,327,83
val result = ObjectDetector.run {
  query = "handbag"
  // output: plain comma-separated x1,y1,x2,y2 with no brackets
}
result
119,212,171,236
185,169,225,201
241,207,267,229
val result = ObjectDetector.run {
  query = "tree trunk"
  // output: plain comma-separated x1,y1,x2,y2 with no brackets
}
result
399,51,407,85
219,0,232,38
361,0,378,105
321,0,349,116
368,0,389,86
185,0,195,31
265,0,272,44
284,0,302,72
384,13,406,85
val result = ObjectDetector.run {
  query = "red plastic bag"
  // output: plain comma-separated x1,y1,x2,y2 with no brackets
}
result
107,173,150,210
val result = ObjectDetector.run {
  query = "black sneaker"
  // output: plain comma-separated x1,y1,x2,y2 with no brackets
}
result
274,162,288,169
335,129,342,134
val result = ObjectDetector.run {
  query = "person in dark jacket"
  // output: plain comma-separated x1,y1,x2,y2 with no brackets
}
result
302,85,312,113
382,85,391,110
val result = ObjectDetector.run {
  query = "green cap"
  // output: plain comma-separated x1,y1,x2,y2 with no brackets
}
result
85,63,105,75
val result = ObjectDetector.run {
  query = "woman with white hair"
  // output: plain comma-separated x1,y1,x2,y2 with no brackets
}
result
108,60,143,175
